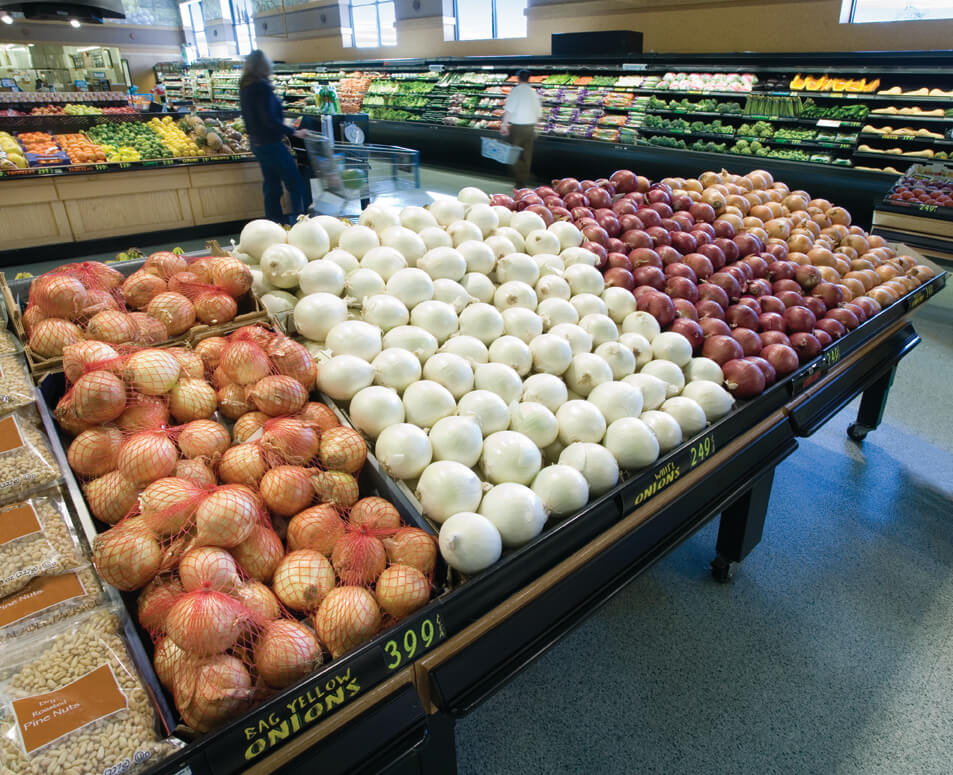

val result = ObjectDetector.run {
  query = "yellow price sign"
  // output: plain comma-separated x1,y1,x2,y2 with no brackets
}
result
382,611,447,671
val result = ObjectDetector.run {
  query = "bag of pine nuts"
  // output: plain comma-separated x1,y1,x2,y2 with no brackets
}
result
0,407,61,507
0,354,35,415
0,604,179,775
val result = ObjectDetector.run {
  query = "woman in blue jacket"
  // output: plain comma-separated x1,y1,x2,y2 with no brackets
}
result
239,50,306,224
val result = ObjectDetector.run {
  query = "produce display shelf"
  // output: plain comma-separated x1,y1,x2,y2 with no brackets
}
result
858,133,953,146
853,150,936,161
773,90,953,102
865,113,953,124
876,199,953,223
0,152,254,179
638,127,735,141
734,135,856,150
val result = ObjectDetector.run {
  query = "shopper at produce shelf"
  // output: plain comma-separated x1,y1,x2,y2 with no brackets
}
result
240,49,307,225
501,70,542,188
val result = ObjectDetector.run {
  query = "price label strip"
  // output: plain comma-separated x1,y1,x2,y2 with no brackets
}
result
382,606,447,672
630,430,718,510
791,345,842,394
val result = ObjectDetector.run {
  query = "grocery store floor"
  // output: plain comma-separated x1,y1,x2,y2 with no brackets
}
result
17,165,953,775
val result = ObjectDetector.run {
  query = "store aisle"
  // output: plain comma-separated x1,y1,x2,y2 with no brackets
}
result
455,301,953,775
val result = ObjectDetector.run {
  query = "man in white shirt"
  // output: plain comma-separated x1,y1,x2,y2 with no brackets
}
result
501,70,542,188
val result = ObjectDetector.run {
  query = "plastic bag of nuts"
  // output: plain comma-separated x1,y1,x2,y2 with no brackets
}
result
0,328,22,357
0,604,178,775
0,489,84,599
0,406,61,507
0,564,104,644
0,354,35,414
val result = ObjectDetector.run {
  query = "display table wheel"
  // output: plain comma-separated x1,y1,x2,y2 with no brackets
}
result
710,554,736,583
847,423,871,441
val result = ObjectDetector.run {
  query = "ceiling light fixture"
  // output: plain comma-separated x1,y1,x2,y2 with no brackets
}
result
1,13,13,23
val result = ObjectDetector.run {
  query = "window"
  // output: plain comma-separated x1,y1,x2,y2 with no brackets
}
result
229,0,257,54
843,0,953,22
180,0,209,59
347,0,396,47
453,0,527,40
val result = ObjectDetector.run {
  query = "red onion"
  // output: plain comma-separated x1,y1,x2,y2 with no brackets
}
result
712,238,738,263
707,272,742,302
696,300,727,320
683,254,714,280
700,318,731,338
725,304,759,330
670,232,698,254
605,267,635,290
713,219,736,238
629,247,662,268
734,261,755,283
731,327,762,356
761,343,799,375
636,208,662,228
843,302,867,324
692,230,713,246
760,330,791,347
765,241,789,259
783,306,817,333
826,307,859,330
651,203,674,220
622,230,654,251
607,252,633,271
776,290,805,308
544,195,565,210
586,187,611,209
703,335,744,365
606,237,626,255
633,265,665,291
664,263,697,282
722,358,766,398
758,312,785,331
516,194,543,209
697,283,730,309
582,224,609,246
767,261,797,282
742,256,769,279
852,297,880,319
802,295,827,319
580,179,596,190
572,206,594,221
657,246,684,265
551,206,571,221
690,202,716,223
772,279,801,295
673,298,699,320
535,185,556,199
665,276,699,302
745,356,776,386
595,212,621,236
789,332,822,363
634,285,659,303
526,205,554,226
647,188,671,205
596,178,616,196
760,295,785,315
660,218,683,233
813,329,833,347
490,194,516,209
610,170,638,193
670,319,704,351
734,233,763,258
637,291,676,327
613,200,637,217
671,194,694,212
795,264,822,291
815,317,846,340
694,222,714,238
736,296,762,313
556,178,582,197
745,279,773,297
646,226,672,247
619,213,644,232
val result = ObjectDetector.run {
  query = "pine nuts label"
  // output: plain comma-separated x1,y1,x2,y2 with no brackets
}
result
12,664,128,753
0,571,86,627
0,415,23,454
0,502,41,545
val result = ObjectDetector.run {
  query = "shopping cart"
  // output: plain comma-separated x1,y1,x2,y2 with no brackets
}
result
301,130,420,215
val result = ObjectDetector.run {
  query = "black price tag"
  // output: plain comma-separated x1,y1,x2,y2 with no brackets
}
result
630,429,718,509
909,284,937,309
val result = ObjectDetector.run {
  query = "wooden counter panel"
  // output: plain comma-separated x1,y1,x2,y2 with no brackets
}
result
0,198,72,250
64,187,194,241
0,178,60,207
54,168,190,199
188,162,264,226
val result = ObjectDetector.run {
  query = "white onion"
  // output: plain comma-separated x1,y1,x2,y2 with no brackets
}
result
363,294,410,331
478,483,546,547
261,244,307,288
323,248,360,275
358,204,399,233
423,352,474,398
623,373,668,410
570,293,608,319
537,297,578,329
457,390,510,436
429,414,484,467
622,311,661,341
548,221,583,250
465,203,499,236
473,362,522,406
458,303,504,345
484,234,516,260
372,347,422,392
640,360,685,397
326,320,382,361
361,246,406,281
558,443,619,496
533,253,564,277
495,226,525,252
346,267,387,300
529,334,573,375
509,402,559,449
619,332,653,369
432,279,472,313
481,430,542,485
565,353,613,397
549,323,592,355
522,373,568,412
524,229,561,256
602,287,637,324
299,259,345,295
595,341,636,379
349,386,404,439
640,410,683,452
680,381,734,422
493,281,537,311
496,253,540,286
419,246,466,281
457,240,496,275
419,226,453,250
461,272,496,303
587,381,644,424
531,464,588,516
542,438,566,464
565,264,605,296
261,291,296,316
510,211,546,238
536,274,572,302
400,205,438,232
382,325,438,363
651,331,693,367
560,246,597,267
410,300,458,343
579,313,618,347
684,357,725,385
501,308,543,344
295,293,348,341
375,423,432,479
661,396,708,436
381,225,427,267
604,417,660,470
439,335,489,365
314,216,348,248
338,225,380,258
250,268,272,297
416,461,484,523
556,399,607,444
403,379,456,429
439,512,502,574
289,218,331,260
487,335,532,377
492,206,512,227
316,355,375,400
386,268,433,308
239,218,286,260
448,220,484,247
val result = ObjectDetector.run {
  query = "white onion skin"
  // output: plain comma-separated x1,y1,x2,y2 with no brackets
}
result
604,417,660,470
623,373,668,410
558,442,619,496
478,483,546,548
481,430,542,486
428,415,484,467
595,341,636,380
456,389,510,436
473,363,522,406
587,381,644,425
509,402,559,449
622,311,661,341
564,353,613,397
438,512,502,574
529,334,573,376
680,380,734,422
639,410,683,453
532,464,589,517
661,396,708,437
415,460,484,523
684,358,725,386
375,423,432,480
537,297,579,330
556,400,607,445
488,335,532,377
651,331,693,368
349,385,405,439
422,352,474,399
458,303,504,346
372,347,423,393
640,360,686,398
403,380,456,429
316,355,376,401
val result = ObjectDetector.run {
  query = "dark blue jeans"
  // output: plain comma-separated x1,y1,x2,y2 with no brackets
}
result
251,140,307,225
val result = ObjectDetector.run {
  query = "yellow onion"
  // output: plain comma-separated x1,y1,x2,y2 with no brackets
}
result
195,292,238,325
129,312,169,345
272,549,335,613
169,378,217,423
153,636,188,691
350,496,401,531
218,443,268,487
168,271,203,293
54,393,93,435
85,289,121,314
67,425,122,478
71,369,126,424
235,580,281,622
116,394,170,433
62,340,119,384
93,518,162,590
80,261,124,290
318,427,367,474
22,305,48,336
139,476,204,536
221,339,271,385
85,310,137,344
216,383,253,420
138,575,184,633
31,274,87,318
84,470,140,524
176,654,253,734
232,411,269,443
260,417,319,466
312,586,381,659
230,524,284,582
297,402,340,433
232,324,275,349
189,257,214,283
260,465,314,517
287,504,346,554
255,620,322,689
178,419,230,459
118,431,178,485
170,348,205,379
331,533,387,586
209,257,253,297
310,470,360,509
147,292,196,336
249,375,308,417
375,564,430,619
175,458,217,488
124,349,181,396
121,270,167,310
166,589,247,656
193,485,260,547
144,251,189,280
180,546,241,592
29,318,83,357
382,528,437,576
267,337,317,390
194,336,227,371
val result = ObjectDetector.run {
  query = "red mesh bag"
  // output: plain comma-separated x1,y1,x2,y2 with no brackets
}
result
121,269,168,311
311,586,381,660
174,279,239,326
